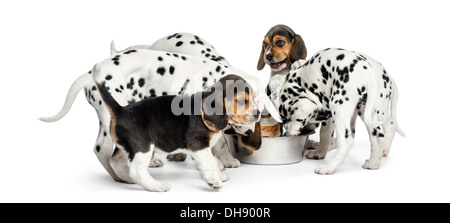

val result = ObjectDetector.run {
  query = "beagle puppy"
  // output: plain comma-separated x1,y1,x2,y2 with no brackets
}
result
257,24,307,77
95,72,262,192
258,25,319,148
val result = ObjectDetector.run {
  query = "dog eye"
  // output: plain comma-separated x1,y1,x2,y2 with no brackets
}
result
276,40,285,47
236,99,247,105
263,42,268,48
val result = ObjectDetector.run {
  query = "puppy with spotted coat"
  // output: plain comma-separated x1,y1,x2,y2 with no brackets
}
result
95,73,261,191
40,34,281,183
270,48,405,174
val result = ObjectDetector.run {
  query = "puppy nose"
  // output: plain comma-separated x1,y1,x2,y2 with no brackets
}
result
266,54,273,61
253,110,260,118
245,129,254,135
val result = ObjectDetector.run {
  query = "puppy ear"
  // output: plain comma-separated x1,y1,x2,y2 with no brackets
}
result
260,116,281,138
289,34,307,62
110,40,118,56
259,93,282,123
201,87,229,132
238,122,262,151
257,44,266,70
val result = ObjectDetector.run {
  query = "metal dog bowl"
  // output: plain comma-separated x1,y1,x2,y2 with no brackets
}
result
224,135,309,165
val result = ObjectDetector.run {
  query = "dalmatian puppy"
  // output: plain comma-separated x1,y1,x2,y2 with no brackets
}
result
270,48,405,174
111,33,231,66
41,47,281,183
110,33,236,165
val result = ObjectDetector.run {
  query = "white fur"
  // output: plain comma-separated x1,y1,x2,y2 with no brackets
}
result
270,48,405,174
128,145,171,192
40,33,280,184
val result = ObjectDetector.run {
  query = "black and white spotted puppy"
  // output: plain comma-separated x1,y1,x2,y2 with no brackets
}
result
41,48,281,183
110,33,235,164
111,32,231,66
270,48,405,174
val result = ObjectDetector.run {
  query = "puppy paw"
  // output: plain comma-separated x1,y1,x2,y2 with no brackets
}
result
305,150,326,160
204,175,223,190
167,153,187,162
314,164,335,175
219,171,229,182
149,158,164,168
220,157,241,168
362,159,380,170
305,139,319,150
144,181,171,192
382,149,390,157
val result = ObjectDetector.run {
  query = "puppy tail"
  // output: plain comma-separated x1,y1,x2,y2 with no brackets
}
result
96,81,123,116
391,79,406,137
39,72,91,122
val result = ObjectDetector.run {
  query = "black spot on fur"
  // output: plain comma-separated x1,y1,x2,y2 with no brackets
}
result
138,78,145,87
123,50,137,54
336,54,345,60
105,75,113,81
176,41,183,47
111,55,120,65
169,66,175,75
126,78,135,89
157,67,166,76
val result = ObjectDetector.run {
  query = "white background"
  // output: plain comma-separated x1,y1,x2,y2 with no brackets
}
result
1,0,449,203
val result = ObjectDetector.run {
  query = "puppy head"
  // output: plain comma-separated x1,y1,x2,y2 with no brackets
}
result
268,74,318,136
257,24,307,72
282,98,318,136
201,75,260,134
201,74,264,150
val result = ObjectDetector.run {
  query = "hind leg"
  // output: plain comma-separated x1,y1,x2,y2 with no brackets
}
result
380,120,396,157
362,111,383,170
315,113,354,175
93,109,122,182
128,144,171,192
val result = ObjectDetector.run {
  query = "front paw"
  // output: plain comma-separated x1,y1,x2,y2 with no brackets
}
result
149,158,164,168
362,159,380,170
219,171,229,182
220,156,241,168
314,164,335,175
167,153,187,162
305,139,319,150
305,150,326,160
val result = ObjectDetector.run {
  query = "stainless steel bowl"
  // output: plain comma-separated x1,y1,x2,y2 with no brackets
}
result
224,135,309,165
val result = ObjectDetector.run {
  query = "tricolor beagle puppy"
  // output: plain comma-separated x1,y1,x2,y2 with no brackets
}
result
95,71,262,192
257,25,318,147
257,24,307,77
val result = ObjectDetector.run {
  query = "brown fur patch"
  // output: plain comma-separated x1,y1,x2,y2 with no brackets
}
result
111,146,122,157
226,91,252,125
261,123,281,138
270,35,293,63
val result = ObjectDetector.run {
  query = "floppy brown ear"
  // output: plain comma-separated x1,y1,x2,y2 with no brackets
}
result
289,34,307,62
238,122,262,151
260,115,281,138
201,91,229,132
257,44,266,70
